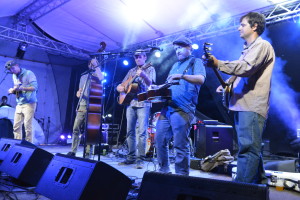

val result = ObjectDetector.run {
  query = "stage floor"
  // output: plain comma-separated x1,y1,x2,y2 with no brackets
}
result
0,144,299,200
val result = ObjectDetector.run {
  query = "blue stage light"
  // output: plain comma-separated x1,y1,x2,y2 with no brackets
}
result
192,43,199,50
123,60,129,66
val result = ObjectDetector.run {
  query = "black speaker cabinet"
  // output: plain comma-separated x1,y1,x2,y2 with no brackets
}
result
0,143,53,186
0,138,36,167
35,153,132,200
195,124,234,158
137,171,269,200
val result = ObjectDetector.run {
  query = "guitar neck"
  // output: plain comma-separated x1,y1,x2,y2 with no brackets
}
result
212,68,227,88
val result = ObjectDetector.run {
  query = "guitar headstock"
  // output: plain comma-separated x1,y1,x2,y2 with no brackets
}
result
203,42,213,58
203,42,214,66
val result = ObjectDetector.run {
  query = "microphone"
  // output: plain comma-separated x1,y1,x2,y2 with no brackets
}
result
147,45,163,51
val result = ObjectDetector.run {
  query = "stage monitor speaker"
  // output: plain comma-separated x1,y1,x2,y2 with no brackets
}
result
0,138,36,166
195,124,234,158
35,153,132,200
0,143,53,186
137,171,269,200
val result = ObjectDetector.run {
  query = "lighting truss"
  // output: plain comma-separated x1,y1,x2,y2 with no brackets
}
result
15,0,71,25
120,0,300,52
0,25,90,58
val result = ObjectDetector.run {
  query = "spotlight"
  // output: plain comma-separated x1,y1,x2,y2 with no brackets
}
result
16,42,28,59
123,60,129,66
192,44,199,50
154,51,161,58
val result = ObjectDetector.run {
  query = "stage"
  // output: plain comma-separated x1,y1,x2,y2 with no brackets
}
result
0,144,299,200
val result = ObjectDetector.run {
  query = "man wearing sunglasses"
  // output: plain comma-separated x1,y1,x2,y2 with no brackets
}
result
117,50,156,169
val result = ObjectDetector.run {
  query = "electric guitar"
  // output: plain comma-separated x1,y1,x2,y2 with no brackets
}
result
137,80,179,103
203,42,235,108
118,62,152,105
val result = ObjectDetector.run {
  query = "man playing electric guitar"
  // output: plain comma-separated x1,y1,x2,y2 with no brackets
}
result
117,49,156,169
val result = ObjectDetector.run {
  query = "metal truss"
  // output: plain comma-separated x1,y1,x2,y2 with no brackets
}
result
0,25,90,58
120,0,300,52
15,0,71,25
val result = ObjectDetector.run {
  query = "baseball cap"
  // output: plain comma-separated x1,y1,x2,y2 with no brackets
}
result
134,49,147,57
5,60,18,70
173,36,192,47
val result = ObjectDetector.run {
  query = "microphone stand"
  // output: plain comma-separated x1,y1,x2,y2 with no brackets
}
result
0,72,9,86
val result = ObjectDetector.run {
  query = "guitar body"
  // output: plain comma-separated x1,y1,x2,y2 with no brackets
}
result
138,81,178,103
147,88,171,103
222,83,233,109
118,63,152,105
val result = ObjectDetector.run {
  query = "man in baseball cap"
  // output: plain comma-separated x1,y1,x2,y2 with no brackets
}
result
5,59,38,143
173,36,193,47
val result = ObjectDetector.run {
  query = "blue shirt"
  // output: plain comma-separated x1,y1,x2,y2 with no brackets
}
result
13,68,38,105
167,56,206,113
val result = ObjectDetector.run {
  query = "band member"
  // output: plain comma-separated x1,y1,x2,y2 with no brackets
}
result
203,12,275,184
67,58,103,158
0,96,12,107
117,50,156,169
6,60,38,142
155,36,206,175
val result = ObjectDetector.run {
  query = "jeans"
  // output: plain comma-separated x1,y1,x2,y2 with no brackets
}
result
234,111,267,184
155,107,193,175
13,103,36,142
71,105,92,154
126,105,150,161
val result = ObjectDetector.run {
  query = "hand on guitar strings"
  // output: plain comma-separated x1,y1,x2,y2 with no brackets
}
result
166,74,183,82
136,68,147,79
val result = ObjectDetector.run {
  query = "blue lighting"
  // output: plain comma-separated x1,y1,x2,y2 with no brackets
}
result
123,60,129,66
154,51,161,58
192,44,199,50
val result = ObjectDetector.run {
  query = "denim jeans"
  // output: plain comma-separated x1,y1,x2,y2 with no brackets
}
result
126,105,150,161
234,111,267,184
155,107,193,175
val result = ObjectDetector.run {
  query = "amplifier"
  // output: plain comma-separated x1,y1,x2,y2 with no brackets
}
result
194,124,234,158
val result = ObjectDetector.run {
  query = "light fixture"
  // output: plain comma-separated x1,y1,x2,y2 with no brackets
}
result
16,42,28,59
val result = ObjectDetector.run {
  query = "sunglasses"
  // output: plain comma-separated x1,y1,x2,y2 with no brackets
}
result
134,55,144,59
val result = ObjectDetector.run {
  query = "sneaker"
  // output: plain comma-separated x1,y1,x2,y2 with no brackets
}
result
66,152,75,156
118,159,135,165
136,160,144,169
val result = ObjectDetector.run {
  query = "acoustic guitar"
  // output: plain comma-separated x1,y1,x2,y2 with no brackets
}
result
203,42,235,108
118,62,152,105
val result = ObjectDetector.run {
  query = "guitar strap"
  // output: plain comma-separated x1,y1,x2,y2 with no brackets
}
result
182,57,196,76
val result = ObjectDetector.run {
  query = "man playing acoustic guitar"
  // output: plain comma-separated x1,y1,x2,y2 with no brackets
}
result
6,59,38,143
117,50,156,169
203,12,275,184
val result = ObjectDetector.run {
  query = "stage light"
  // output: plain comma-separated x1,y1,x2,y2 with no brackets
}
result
102,79,107,83
154,51,161,58
16,42,28,59
123,60,129,66
192,43,199,50
60,135,65,140
102,72,107,77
